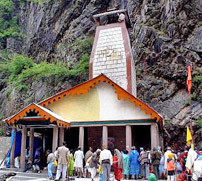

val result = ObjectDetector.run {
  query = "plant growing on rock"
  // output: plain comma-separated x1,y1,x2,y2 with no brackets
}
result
0,0,22,46
0,53,91,93
192,75,202,102
196,119,202,127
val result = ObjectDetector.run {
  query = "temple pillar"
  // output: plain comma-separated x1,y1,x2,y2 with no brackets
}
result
29,128,34,162
79,127,84,151
59,127,65,146
126,125,132,151
160,134,164,150
20,126,27,171
151,124,160,149
102,126,108,148
52,126,58,152
10,128,16,168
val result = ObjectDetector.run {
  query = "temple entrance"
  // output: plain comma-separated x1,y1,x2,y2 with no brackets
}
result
64,127,79,151
83,127,88,153
108,126,125,151
88,127,102,151
132,125,151,150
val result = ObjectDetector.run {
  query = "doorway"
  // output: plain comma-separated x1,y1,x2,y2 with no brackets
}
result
132,125,151,150
64,127,79,151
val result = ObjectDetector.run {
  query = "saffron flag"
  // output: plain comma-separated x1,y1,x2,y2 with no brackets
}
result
186,126,192,147
187,66,192,94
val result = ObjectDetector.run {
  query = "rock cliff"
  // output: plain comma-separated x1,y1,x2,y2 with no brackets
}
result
0,0,201,147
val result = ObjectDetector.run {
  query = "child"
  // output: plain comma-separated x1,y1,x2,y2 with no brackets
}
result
176,158,183,174
166,153,175,181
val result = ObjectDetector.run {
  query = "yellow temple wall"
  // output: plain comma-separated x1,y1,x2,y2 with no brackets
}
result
46,83,151,122
47,87,100,121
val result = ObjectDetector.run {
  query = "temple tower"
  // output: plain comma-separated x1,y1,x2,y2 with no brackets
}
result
89,9,136,96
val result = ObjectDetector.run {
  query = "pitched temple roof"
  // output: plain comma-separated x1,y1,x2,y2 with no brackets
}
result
5,103,70,128
39,74,163,126
4,74,163,128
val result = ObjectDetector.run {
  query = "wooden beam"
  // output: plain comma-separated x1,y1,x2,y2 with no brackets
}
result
59,127,64,146
102,126,108,148
151,124,160,149
29,128,34,162
93,9,126,18
126,125,132,150
20,126,27,171
52,126,58,152
79,127,84,151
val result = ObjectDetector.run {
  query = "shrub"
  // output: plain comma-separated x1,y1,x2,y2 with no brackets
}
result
70,54,89,76
193,76,202,84
192,75,202,102
0,125,3,136
14,61,70,84
74,37,94,55
4,54,34,76
196,119,202,127
0,0,14,19
0,53,90,94
0,0,22,39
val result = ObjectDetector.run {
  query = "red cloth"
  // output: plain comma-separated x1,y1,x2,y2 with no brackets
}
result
187,66,192,94
113,156,122,181
176,173,187,181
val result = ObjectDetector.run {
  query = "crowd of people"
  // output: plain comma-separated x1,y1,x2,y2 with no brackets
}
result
13,142,202,181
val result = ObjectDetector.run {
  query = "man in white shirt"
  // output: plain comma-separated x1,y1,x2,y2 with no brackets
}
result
74,146,84,178
100,145,113,181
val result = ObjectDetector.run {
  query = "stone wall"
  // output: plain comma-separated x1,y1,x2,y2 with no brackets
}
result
93,26,127,90
0,137,10,165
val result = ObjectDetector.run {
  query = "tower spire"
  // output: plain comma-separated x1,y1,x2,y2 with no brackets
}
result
90,9,136,96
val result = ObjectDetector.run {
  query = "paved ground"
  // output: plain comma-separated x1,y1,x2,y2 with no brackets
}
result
0,169,165,180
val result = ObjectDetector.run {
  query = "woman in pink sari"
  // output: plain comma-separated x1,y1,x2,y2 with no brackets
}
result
113,149,124,181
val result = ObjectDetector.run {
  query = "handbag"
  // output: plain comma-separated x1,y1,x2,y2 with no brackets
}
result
54,158,58,167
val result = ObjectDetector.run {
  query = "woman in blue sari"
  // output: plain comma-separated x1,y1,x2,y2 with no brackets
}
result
129,146,140,179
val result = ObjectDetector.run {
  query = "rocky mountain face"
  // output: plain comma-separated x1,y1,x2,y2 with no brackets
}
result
0,0,201,146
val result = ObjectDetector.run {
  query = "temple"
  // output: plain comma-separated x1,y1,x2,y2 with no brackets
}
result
3,9,163,170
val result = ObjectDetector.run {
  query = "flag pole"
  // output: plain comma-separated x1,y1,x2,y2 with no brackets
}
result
186,63,194,148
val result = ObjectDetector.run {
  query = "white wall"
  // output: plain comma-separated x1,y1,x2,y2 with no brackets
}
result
97,83,151,120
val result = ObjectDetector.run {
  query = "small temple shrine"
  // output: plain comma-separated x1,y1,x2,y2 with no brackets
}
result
3,9,163,170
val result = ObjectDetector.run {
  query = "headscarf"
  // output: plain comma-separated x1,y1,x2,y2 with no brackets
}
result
157,146,161,151
96,149,101,153
168,153,173,159
114,149,124,169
